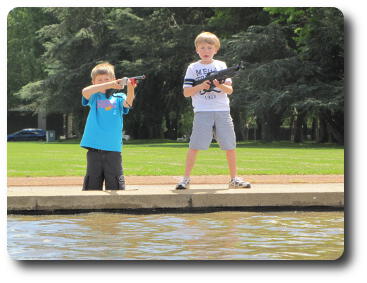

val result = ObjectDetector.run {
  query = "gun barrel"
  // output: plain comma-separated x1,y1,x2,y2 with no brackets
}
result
118,75,145,87
130,75,146,80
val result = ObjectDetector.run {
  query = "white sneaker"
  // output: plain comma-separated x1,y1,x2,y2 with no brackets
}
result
229,177,251,189
175,177,190,190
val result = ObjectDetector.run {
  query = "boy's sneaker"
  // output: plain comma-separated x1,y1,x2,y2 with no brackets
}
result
229,177,251,189
175,177,190,190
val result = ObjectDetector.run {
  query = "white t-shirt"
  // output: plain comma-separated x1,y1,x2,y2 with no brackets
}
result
183,60,232,112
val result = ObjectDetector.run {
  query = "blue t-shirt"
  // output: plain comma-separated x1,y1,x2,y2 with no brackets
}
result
80,92,129,152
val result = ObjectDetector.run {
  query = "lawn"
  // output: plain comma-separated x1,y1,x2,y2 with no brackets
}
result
7,140,344,177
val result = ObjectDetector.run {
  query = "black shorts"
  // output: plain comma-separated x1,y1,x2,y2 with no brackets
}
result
83,148,125,190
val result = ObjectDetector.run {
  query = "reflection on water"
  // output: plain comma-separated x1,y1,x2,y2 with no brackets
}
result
8,211,344,260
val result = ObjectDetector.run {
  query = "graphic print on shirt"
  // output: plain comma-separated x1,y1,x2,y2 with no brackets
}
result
97,98,118,114
195,67,218,98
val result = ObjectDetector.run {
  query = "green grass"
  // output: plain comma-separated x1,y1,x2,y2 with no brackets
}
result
7,140,344,177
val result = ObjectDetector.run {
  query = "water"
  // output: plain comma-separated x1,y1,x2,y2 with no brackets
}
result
7,211,344,260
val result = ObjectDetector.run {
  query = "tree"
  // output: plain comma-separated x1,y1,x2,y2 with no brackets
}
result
222,8,344,144
112,8,216,139
9,7,343,144
265,7,344,144
15,8,130,135
223,23,298,141
7,8,55,110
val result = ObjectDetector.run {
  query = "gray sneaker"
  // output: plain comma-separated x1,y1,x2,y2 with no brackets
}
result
175,177,190,190
229,177,251,189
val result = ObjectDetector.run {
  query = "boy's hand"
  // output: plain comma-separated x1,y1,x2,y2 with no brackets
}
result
111,79,124,89
127,78,138,88
212,79,222,87
198,80,211,91
213,80,233,94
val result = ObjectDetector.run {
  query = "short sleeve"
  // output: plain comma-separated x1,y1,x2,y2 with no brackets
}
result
183,65,195,88
82,93,97,107
122,107,130,115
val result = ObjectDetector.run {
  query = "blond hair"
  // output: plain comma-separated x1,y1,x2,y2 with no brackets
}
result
194,32,220,50
90,62,115,81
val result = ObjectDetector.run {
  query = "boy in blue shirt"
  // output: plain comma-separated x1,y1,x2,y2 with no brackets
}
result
80,62,135,190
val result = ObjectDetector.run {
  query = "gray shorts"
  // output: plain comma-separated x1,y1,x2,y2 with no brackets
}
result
189,111,236,150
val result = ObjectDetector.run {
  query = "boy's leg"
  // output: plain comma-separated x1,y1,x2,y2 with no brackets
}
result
83,150,104,191
104,151,125,190
176,112,214,190
213,111,236,151
189,112,215,150
226,149,237,179
176,149,199,190
214,112,251,188
226,149,251,188
184,148,199,177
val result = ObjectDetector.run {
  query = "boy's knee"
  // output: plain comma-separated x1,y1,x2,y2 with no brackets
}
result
105,174,125,190
82,175,103,191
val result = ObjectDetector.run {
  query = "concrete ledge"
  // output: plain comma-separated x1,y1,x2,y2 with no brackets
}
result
7,183,344,213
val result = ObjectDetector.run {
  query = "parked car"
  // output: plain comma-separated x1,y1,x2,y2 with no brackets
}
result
7,128,46,141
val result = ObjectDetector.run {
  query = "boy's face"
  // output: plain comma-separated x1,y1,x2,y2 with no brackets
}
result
196,42,218,63
93,74,114,85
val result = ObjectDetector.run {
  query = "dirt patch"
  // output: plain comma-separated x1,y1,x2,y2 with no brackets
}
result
7,175,344,187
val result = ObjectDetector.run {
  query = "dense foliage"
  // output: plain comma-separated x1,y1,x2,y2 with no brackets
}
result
8,7,344,144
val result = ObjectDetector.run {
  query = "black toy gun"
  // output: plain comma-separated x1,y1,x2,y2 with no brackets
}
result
106,75,146,98
192,62,244,93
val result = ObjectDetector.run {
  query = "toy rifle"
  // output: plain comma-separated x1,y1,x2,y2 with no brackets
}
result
106,75,146,98
192,62,245,93
118,75,146,87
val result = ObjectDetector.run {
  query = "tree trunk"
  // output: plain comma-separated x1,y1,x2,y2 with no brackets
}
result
289,115,295,142
262,120,272,142
302,118,308,140
311,117,318,141
232,108,246,141
293,112,305,143
320,110,344,145
256,119,262,141
269,112,282,141
244,122,249,141
318,114,329,143
261,111,282,142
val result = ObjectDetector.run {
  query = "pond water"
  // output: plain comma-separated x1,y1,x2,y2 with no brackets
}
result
7,211,344,260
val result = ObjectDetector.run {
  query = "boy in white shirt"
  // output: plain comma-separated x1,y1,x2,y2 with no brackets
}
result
176,31,251,190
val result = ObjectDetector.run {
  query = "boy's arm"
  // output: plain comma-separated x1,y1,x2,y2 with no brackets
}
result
123,79,135,108
211,62,233,95
213,80,233,95
183,80,211,97
184,64,209,97
82,80,123,99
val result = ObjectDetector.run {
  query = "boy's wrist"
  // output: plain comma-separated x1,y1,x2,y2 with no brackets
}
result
108,81,117,89
96,81,114,92
124,100,132,108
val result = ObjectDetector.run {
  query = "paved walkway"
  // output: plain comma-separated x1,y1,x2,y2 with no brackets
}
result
7,175,344,186
8,183,344,213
